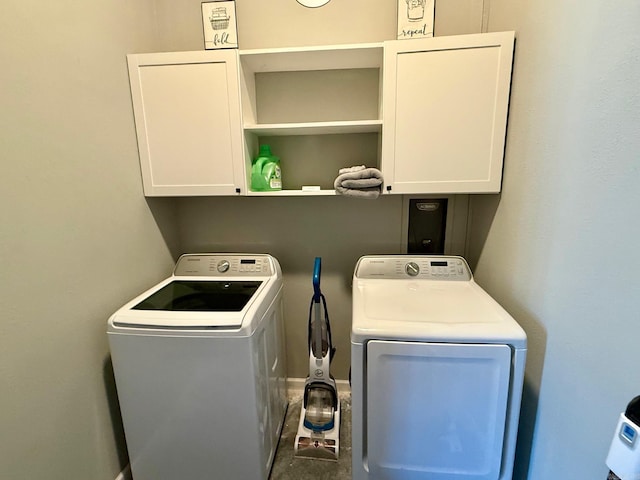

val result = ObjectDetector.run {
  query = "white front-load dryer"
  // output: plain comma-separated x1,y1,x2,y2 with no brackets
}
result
351,255,526,480
108,254,288,480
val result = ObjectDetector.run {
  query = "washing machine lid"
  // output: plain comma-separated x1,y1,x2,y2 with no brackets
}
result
131,280,263,312
109,254,282,329
351,256,526,347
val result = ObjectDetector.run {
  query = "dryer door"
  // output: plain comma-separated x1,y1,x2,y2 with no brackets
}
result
366,341,511,480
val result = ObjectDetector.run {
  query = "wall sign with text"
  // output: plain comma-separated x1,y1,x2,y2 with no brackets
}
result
397,0,435,40
202,1,238,49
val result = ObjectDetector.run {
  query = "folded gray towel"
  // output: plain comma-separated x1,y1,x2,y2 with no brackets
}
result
334,167,384,199
335,185,381,199
338,165,366,174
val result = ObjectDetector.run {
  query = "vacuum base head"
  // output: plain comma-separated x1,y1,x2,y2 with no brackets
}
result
295,436,338,461
294,398,341,461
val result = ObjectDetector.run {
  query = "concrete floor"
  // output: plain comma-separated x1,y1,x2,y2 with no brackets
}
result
269,392,352,480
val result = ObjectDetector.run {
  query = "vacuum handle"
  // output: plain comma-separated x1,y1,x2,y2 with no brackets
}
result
313,257,321,302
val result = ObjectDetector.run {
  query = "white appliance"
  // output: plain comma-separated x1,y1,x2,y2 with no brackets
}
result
607,396,640,480
351,255,527,480
108,254,288,480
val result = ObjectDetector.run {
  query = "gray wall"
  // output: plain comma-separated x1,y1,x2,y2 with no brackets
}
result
467,0,640,478
0,1,179,479
178,196,404,379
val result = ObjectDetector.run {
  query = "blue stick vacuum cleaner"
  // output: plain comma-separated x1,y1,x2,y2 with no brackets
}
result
294,257,340,460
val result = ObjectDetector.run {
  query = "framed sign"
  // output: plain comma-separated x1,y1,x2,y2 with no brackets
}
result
202,1,238,49
397,0,435,40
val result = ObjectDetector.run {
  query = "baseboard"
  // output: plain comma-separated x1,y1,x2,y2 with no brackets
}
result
287,377,350,398
115,464,131,480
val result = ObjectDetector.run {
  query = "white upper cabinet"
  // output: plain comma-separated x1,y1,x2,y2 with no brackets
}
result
126,32,515,197
127,50,244,196
382,32,515,194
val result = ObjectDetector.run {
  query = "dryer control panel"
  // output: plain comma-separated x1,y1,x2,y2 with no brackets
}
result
355,256,471,281
174,254,274,277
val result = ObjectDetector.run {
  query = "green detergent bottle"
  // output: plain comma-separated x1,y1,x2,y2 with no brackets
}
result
251,145,282,191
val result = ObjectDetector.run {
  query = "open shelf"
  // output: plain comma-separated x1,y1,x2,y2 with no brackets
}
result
239,43,384,194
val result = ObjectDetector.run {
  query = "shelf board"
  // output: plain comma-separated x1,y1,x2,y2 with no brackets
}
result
239,43,384,74
246,189,338,197
244,120,382,136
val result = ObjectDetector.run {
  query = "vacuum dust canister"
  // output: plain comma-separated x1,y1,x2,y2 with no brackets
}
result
607,396,640,479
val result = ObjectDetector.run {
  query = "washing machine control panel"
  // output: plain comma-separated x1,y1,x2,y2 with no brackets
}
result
355,256,472,281
174,254,274,277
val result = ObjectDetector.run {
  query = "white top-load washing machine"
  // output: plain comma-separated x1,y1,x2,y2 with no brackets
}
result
351,255,526,480
108,254,288,480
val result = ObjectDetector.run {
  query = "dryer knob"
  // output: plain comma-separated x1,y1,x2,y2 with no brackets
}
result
217,260,230,273
405,262,420,276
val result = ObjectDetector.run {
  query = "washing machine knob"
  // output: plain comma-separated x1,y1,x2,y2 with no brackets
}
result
405,262,420,276
217,260,230,273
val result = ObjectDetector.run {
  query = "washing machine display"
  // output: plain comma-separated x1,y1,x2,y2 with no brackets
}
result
108,254,288,480
351,255,527,480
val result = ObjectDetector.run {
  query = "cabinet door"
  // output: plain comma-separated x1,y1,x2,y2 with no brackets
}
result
382,32,514,194
128,50,244,196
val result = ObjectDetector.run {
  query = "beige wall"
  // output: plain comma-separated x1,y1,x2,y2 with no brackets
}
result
154,0,485,50
468,0,640,478
0,1,178,479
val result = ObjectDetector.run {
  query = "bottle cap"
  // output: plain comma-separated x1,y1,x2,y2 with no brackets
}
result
259,145,272,156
